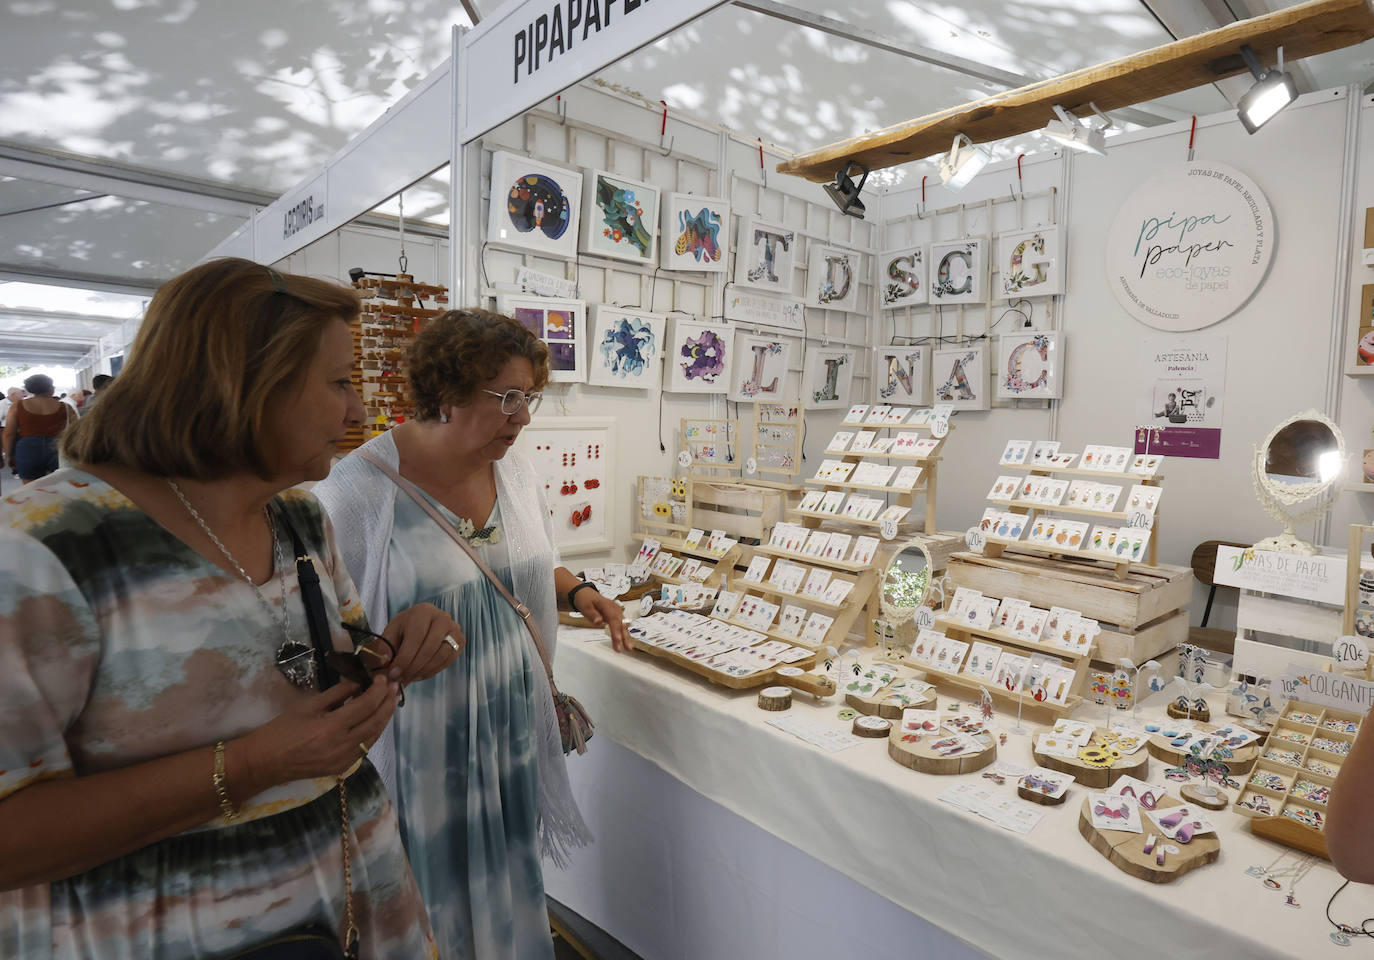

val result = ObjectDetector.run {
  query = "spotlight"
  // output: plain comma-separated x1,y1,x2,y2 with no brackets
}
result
1042,102,1112,156
824,161,869,219
347,266,397,284
1236,44,1297,134
938,134,991,191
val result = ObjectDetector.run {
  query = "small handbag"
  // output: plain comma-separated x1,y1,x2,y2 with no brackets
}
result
358,450,594,755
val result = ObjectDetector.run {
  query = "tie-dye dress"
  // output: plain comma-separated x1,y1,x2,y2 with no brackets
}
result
381,492,555,960
0,469,437,959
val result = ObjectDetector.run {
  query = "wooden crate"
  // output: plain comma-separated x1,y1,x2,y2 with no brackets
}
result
687,478,784,544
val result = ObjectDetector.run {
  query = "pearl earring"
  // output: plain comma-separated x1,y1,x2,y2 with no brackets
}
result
440,413,449,424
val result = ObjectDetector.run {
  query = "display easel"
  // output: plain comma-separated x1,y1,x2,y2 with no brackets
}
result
1341,523,1374,681
681,417,740,477
634,475,689,540
749,404,805,485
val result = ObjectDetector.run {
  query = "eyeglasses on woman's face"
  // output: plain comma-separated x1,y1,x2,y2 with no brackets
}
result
481,388,542,416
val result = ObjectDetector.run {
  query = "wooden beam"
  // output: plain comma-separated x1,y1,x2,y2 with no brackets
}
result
778,0,1374,183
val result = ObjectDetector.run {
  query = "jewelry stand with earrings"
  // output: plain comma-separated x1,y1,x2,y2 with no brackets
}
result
1078,791,1220,883
1340,522,1374,682
681,417,740,477
351,270,448,446
745,403,806,489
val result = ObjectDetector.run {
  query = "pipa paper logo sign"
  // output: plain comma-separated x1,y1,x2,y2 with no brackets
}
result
1106,162,1274,332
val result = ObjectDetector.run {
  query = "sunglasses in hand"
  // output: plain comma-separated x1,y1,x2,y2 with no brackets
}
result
333,623,406,707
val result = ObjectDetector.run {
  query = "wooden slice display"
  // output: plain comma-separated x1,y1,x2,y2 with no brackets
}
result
888,726,996,775
1078,795,1219,883
1145,723,1261,775
1180,783,1229,810
1032,730,1150,789
758,687,793,711
1017,783,1069,806
853,715,893,738
845,681,937,719
1167,700,1211,723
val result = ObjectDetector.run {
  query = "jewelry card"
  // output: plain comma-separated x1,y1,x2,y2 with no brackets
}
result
907,408,933,425
678,558,702,580
909,629,945,663
801,530,831,558
661,555,685,578
878,504,912,524
1080,445,1109,471
1127,484,1162,515
869,436,896,454
1105,447,1132,471
902,708,943,733
884,406,911,425
1088,794,1142,833
823,533,853,561
800,613,835,645
913,438,941,458
866,404,893,424
1017,476,1045,501
635,538,663,566
849,431,876,452
1037,479,1070,505
1092,484,1123,512
988,475,1020,500
1068,617,1099,654
850,536,880,566
826,431,854,453
1130,453,1163,476
893,431,921,454
994,652,1031,692
989,512,1026,541
819,491,846,515
999,440,1032,465
1027,517,1055,546
892,466,923,490
948,587,982,620
970,597,1001,630
851,462,895,487
1030,440,1060,465
649,551,676,575
1015,606,1048,643
797,491,824,514
820,578,855,606
777,605,806,638
1049,453,1079,468
1035,733,1082,759
1046,607,1080,650
711,591,742,619
843,404,870,423
741,556,772,583
801,568,832,597
1086,525,1120,556
686,563,713,583
706,536,737,558
938,638,971,672
1047,520,1088,551
994,597,1028,633
966,642,1001,680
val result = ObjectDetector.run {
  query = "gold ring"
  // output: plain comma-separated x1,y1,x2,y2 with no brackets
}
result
358,741,368,758
444,634,461,653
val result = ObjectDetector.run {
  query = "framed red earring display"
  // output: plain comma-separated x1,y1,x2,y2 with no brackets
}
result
515,417,617,555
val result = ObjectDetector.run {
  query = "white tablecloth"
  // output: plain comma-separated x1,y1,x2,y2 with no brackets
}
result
549,627,1374,960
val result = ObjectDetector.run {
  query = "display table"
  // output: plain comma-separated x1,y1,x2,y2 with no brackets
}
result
546,627,1374,960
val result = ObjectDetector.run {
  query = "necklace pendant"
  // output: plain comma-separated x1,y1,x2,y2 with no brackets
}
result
276,641,318,689
1284,894,1300,909
1244,866,1265,877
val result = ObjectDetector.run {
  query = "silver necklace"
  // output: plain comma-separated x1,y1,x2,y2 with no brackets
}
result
167,480,316,689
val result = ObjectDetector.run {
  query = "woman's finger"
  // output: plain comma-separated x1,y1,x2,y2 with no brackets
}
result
349,681,401,743
328,671,393,727
313,679,365,712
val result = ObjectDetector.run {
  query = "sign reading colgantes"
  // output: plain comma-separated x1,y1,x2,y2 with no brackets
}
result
1105,162,1274,332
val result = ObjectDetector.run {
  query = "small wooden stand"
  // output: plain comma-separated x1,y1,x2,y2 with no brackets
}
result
750,404,805,482
681,417,740,476
887,726,996,775
1180,783,1229,810
1017,783,1068,806
845,682,937,719
852,715,892,738
1146,724,1261,775
629,637,837,697
1032,730,1150,789
1167,700,1211,723
1078,795,1219,884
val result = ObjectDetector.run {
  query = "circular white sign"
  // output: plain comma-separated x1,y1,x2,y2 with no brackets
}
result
1335,635,1370,669
1105,162,1274,331
677,451,692,468
931,417,949,439
965,527,986,552
880,517,898,541
914,606,936,631
745,457,758,476
639,595,655,616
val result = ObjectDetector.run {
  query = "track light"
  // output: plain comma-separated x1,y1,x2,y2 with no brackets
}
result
824,161,868,219
1042,102,1112,156
938,134,991,191
1236,44,1297,134
348,267,397,283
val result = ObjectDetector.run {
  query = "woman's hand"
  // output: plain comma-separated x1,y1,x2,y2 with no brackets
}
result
574,588,632,652
383,602,466,683
236,678,400,786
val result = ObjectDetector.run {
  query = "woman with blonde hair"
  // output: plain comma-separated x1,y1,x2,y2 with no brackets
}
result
0,257,459,957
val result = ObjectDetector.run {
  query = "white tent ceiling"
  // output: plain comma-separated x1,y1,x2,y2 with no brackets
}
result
1,0,1371,363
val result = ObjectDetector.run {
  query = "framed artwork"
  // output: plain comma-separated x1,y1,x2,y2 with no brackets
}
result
997,226,1063,298
996,331,1065,400
660,193,730,271
802,346,856,409
516,417,615,556
806,244,861,312
496,295,586,383
486,151,582,260
580,169,659,264
1356,284,1374,369
880,246,928,309
666,318,732,394
930,237,988,305
587,306,666,390
728,333,794,403
873,344,932,405
734,215,797,293
931,342,990,411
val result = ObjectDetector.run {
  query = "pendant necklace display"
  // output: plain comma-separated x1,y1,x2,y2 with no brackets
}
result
168,480,316,689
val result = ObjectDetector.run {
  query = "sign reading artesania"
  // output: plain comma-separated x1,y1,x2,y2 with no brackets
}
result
460,0,727,142
1105,162,1274,332
724,289,805,333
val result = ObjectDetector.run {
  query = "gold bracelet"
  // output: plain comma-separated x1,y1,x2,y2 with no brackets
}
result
212,741,238,824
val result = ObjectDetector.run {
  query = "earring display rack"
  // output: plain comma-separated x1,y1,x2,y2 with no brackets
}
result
1232,697,1360,860
352,273,448,446
681,418,740,476
635,475,690,537
979,443,1165,579
1145,723,1263,775
749,404,805,485
1031,726,1151,788
1079,794,1220,884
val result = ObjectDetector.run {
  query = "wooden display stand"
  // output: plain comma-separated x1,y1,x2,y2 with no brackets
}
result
1078,795,1219,883
643,536,741,591
804,418,949,535
749,404,805,485
925,612,1091,715
1032,731,1150,788
946,549,1192,666
630,642,837,698
634,475,690,540
1341,523,1374,681
845,681,937,719
353,273,447,447
1146,724,1262,775
887,725,996,775
681,418,740,476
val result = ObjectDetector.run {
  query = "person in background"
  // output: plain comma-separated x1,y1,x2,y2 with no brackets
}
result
83,374,113,412
2,374,74,483
0,387,22,473
0,258,459,957
315,309,630,960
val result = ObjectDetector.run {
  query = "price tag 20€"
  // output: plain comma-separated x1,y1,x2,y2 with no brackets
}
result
1335,635,1370,670
914,606,936,631
1127,507,1155,530
965,527,987,553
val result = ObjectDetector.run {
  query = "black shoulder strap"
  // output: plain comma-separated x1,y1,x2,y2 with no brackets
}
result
275,503,341,690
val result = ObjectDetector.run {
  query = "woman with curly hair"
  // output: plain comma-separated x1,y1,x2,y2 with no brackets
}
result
315,308,630,960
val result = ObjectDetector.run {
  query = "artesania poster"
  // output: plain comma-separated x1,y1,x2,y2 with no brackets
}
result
1135,334,1227,460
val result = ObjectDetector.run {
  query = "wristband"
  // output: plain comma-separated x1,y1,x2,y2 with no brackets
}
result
567,581,597,607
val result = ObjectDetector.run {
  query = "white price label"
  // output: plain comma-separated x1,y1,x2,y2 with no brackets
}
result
745,457,758,476
914,606,936,631
880,517,899,541
677,451,692,468
1335,635,1370,669
965,527,987,553
931,417,950,439
639,594,655,616
1127,508,1155,529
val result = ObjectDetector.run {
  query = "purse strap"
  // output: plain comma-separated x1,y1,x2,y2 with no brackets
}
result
356,449,556,684
276,506,341,690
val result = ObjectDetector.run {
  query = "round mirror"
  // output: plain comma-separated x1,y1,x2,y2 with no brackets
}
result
1251,410,1345,555
881,539,932,613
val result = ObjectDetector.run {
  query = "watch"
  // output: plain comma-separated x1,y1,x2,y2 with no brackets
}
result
566,580,597,607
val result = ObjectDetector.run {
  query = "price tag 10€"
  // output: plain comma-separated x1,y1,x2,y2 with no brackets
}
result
1335,635,1370,670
